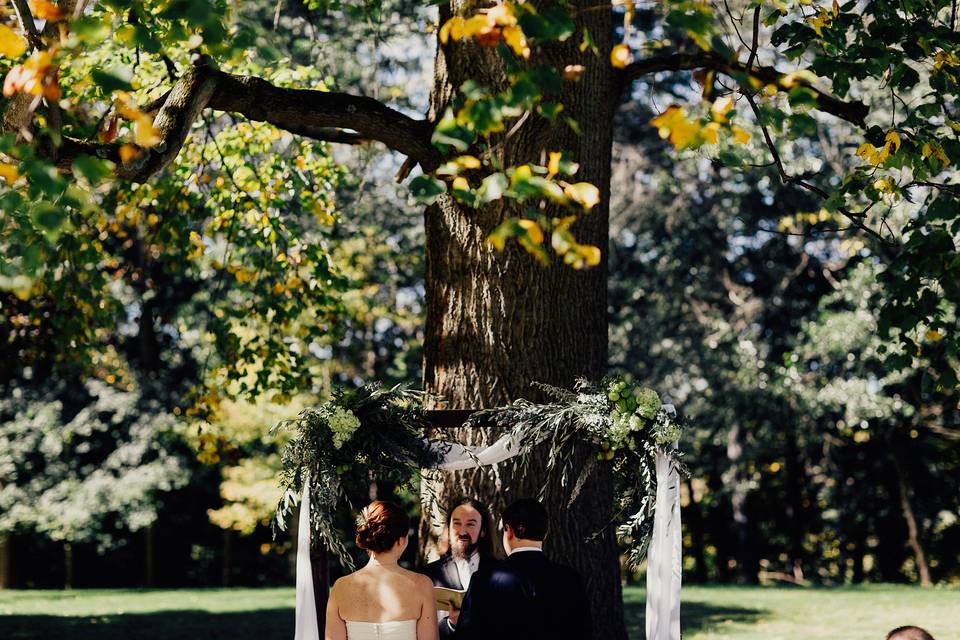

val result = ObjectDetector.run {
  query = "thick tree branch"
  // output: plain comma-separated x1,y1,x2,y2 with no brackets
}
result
208,73,437,165
622,51,869,128
48,64,441,182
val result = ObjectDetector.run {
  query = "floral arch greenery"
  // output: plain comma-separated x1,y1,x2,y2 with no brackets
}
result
272,377,683,570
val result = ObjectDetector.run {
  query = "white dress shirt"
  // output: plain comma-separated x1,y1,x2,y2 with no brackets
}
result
454,551,480,589
508,545,543,555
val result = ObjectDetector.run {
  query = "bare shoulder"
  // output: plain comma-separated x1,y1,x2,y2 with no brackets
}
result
399,567,434,591
330,574,354,597
416,572,435,591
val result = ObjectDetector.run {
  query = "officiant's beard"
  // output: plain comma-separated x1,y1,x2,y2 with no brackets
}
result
451,535,479,559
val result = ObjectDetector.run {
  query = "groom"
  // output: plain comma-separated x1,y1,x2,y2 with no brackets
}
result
450,498,592,640
422,497,496,638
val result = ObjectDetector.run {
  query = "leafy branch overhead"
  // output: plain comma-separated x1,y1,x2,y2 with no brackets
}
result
0,0,958,395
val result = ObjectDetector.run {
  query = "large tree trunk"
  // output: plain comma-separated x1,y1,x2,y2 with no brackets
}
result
890,448,932,586
0,535,10,588
724,422,758,584
683,478,708,583
420,3,624,639
145,522,157,588
64,542,74,590
783,432,806,581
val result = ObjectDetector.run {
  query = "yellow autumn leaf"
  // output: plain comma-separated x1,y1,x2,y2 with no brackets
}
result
118,143,139,163
517,219,544,244
731,125,752,145
439,17,465,43
30,0,65,21
134,114,161,148
885,130,901,153
0,24,27,59
552,215,577,231
763,84,778,97
452,176,470,191
650,106,700,149
711,95,734,121
547,151,562,177
934,51,959,69
702,122,721,145
922,142,950,167
807,8,831,36
462,14,492,38
564,182,600,210
578,244,602,267
487,231,506,251
454,155,481,170
486,3,517,27
511,164,533,183
832,0,839,15
502,25,530,59
926,329,944,342
610,43,632,68
0,162,18,183
563,64,585,81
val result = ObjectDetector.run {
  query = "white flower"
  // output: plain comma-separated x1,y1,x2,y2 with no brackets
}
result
328,407,361,449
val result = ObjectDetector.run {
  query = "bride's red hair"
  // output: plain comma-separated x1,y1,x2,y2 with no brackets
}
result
356,501,410,553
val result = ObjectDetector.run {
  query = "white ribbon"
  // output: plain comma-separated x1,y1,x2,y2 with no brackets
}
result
433,432,522,470
294,470,319,640
645,447,682,640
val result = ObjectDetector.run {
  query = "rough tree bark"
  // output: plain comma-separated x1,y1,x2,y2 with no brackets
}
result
724,421,758,584
418,3,625,639
0,535,10,589
890,447,933,586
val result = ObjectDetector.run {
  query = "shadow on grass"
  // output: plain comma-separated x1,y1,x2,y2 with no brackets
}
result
0,609,293,640
624,597,765,638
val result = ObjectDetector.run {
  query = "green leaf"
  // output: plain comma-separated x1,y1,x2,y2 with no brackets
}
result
787,87,818,109
889,63,920,91
409,175,446,205
91,68,133,94
538,102,563,121
431,108,474,153
72,156,114,186
30,203,67,235
518,5,575,42
479,173,508,203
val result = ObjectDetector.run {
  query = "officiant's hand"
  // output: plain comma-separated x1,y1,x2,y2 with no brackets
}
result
448,603,460,626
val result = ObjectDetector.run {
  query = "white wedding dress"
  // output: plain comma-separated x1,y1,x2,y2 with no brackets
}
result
345,620,417,640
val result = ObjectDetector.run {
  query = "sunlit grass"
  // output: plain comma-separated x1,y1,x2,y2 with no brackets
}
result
1,584,956,639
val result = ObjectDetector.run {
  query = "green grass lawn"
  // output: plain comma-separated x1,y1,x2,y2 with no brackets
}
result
0,584,956,639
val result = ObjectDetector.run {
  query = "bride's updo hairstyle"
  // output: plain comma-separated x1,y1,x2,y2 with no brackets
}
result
356,500,410,553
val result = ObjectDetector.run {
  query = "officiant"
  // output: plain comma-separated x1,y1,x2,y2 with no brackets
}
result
421,497,496,638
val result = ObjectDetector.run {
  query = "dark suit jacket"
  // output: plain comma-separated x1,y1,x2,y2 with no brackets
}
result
422,554,493,638
453,550,592,640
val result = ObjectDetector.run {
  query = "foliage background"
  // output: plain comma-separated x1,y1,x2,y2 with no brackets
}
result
0,0,958,590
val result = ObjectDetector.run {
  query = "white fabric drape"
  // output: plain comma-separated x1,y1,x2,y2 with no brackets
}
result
645,447,682,640
294,437,682,640
295,470,320,640
433,432,522,470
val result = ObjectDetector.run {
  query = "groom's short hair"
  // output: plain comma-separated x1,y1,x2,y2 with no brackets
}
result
502,498,548,541
887,627,935,640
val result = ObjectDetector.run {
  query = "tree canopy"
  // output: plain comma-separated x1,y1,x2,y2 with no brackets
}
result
1,0,958,405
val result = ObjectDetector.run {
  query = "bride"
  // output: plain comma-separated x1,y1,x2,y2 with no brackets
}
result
325,501,439,640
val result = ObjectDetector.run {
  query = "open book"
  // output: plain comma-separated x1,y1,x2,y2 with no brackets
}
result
434,586,467,611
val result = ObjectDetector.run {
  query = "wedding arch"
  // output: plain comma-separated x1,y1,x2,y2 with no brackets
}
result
273,380,682,640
